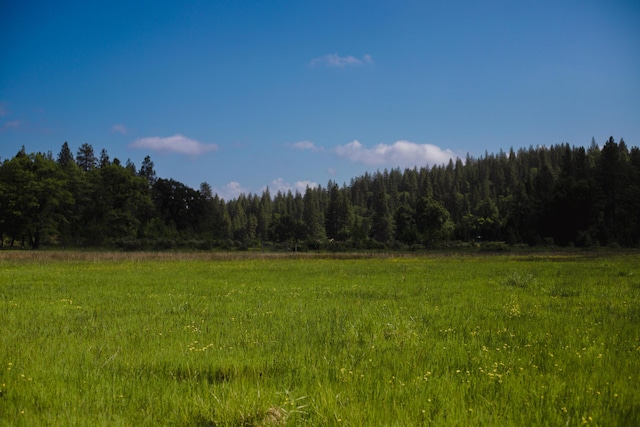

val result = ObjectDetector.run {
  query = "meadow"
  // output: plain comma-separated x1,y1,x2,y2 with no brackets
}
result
0,251,638,426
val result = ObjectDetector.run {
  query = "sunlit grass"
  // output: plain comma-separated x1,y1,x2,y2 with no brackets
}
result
1,251,638,425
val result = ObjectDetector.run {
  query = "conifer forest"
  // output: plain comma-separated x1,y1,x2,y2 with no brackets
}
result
1,137,638,250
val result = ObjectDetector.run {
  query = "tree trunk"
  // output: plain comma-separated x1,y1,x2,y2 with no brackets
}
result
30,231,40,249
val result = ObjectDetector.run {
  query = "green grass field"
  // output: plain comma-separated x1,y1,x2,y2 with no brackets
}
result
1,251,639,426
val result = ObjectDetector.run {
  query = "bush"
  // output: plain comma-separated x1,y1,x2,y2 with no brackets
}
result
479,241,509,252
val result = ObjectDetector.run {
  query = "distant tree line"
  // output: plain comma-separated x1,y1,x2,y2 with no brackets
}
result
0,137,639,250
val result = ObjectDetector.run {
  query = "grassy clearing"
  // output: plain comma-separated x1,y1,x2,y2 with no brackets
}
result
1,251,639,426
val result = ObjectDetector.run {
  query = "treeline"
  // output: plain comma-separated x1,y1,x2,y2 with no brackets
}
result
1,137,639,250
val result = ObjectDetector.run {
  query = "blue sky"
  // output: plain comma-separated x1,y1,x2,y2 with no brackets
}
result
1,0,639,200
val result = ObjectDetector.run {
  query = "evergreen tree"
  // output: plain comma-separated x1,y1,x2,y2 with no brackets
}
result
139,155,157,189
302,185,325,242
370,175,394,243
325,182,354,241
57,142,75,168
216,197,233,241
99,149,110,168
257,188,272,244
76,143,96,172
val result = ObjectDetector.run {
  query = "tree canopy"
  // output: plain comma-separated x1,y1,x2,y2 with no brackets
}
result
1,138,639,250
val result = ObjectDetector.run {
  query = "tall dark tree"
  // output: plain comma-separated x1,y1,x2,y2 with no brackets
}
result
214,196,233,241
303,185,325,242
199,182,213,200
57,142,75,168
599,137,623,244
55,143,83,245
229,196,249,243
325,182,354,241
99,149,110,168
370,175,394,243
139,155,157,189
76,143,96,172
257,188,272,244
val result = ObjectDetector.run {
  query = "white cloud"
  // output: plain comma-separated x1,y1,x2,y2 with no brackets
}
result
335,140,458,168
213,178,319,201
269,178,291,194
130,134,218,156
267,178,319,195
0,103,8,117
111,124,128,135
310,53,374,68
214,181,249,201
291,140,322,151
295,180,319,191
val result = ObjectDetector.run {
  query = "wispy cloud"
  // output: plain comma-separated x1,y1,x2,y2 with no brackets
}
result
3,120,25,130
310,53,374,68
0,102,8,117
130,134,218,156
335,140,458,168
291,140,323,152
111,124,129,135
268,178,319,194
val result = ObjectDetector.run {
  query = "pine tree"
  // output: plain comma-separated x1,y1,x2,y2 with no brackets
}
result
76,143,96,172
138,155,157,189
99,149,110,168
257,188,272,244
57,142,75,168
370,175,394,243
303,185,325,242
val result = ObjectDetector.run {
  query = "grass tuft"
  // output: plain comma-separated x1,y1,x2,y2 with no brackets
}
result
501,271,537,288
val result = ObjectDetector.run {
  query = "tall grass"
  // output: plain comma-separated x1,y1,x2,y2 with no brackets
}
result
1,252,638,425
